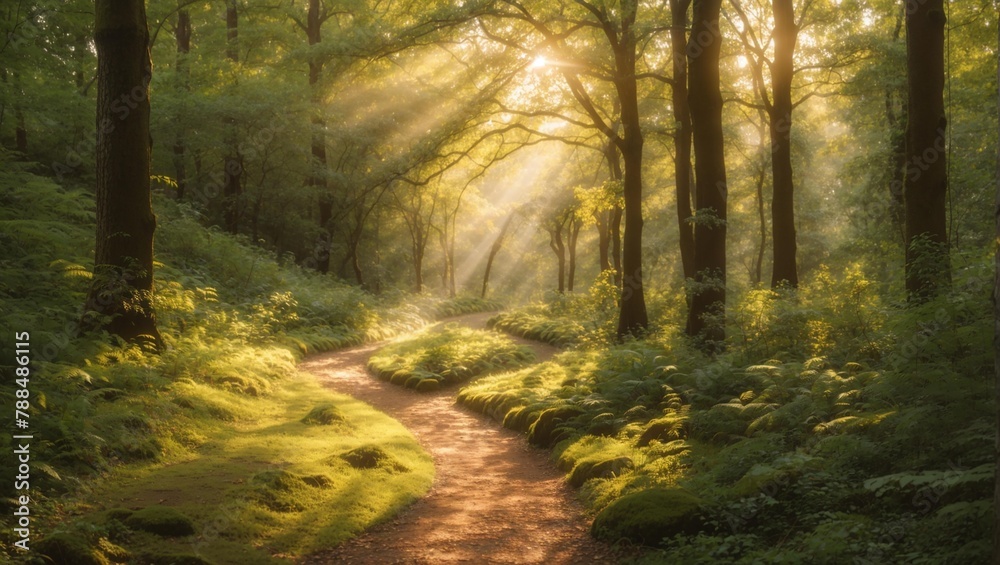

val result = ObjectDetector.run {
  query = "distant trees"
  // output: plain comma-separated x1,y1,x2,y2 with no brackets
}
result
82,0,161,347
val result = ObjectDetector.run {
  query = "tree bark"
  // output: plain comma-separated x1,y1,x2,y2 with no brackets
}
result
82,0,162,348
769,0,798,289
686,0,728,351
904,0,949,301
671,0,696,283
482,212,515,299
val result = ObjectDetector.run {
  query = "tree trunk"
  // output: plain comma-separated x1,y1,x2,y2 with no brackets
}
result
886,4,906,240
904,0,949,301
567,215,582,292
307,0,332,273
223,0,242,235
594,209,611,273
610,204,623,285
482,212,515,299
413,238,424,293
82,0,162,348
548,221,566,294
671,0,696,283
754,122,767,286
686,0,728,351
173,5,191,200
606,139,624,286
769,0,798,289
993,18,1000,565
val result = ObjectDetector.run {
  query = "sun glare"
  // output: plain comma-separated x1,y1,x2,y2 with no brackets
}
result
528,55,548,70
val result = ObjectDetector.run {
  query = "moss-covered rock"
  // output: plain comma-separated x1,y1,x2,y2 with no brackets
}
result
591,488,706,546
125,505,196,537
301,404,346,425
36,533,110,565
568,456,634,488
527,405,585,447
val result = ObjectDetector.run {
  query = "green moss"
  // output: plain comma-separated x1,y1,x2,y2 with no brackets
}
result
125,505,196,537
35,533,109,565
301,404,346,425
591,488,706,546
340,445,408,472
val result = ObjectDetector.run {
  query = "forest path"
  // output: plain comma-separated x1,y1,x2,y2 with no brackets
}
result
298,312,621,564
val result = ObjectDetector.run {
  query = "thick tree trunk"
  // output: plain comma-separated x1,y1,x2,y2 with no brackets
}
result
83,0,162,348
904,0,949,301
482,212,515,299
686,0,728,351
173,6,191,200
223,0,242,235
769,0,798,289
671,0,696,283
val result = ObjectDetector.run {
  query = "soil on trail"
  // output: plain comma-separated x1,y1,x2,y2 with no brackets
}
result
299,313,622,565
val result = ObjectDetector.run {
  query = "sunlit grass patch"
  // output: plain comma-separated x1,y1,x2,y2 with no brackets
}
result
367,324,535,392
487,310,584,348
65,370,433,563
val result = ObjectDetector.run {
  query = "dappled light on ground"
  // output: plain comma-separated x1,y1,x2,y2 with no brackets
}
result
301,314,618,564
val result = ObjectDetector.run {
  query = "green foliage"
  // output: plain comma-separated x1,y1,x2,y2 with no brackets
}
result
455,267,993,561
488,310,585,347
368,325,534,391
0,173,434,562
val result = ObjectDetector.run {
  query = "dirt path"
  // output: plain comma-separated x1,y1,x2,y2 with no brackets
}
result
298,313,621,565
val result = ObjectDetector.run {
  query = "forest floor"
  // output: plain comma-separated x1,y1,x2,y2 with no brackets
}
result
299,312,624,565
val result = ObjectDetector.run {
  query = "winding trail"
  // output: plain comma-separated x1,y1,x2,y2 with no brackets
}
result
299,313,620,565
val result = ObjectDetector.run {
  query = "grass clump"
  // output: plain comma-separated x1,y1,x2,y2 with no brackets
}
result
125,506,196,537
301,403,347,425
368,324,535,391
